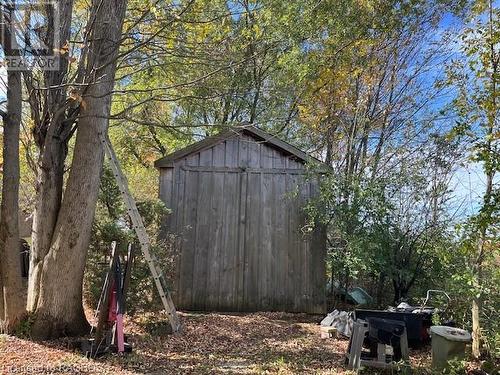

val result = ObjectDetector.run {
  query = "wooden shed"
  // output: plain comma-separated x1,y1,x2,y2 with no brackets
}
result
155,126,327,314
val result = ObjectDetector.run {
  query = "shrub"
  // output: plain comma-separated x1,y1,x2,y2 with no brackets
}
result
83,164,179,315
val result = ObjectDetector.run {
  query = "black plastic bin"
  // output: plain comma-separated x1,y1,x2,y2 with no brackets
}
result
355,309,432,348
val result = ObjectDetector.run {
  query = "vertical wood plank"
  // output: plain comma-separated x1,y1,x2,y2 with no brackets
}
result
219,171,231,309
247,139,261,168
284,174,295,311
207,142,226,310
299,178,311,312
179,169,198,308
273,172,287,309
244,171,261,311
260,143,273,169
195,145,214,306
227,143,240,309
199,147,213,167
237,170,247,310
159,169,174,209
206,171,225,310
238,135,250,167
212,142,226,167
261,146,273,309
289,174,302,311
186,153,200,167
309,179,327,314
270,150,287,309
260,172,272,309
171,162,185,303
170,161,181,235
170,160,182,305
245,135,262,310
225,138,239,167
219,171,240,309
272,149,286,168
229,172,241,309
192,171,212,310
159,169,173,236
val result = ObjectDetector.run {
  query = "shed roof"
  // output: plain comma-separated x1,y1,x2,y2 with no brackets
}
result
154,125,322,168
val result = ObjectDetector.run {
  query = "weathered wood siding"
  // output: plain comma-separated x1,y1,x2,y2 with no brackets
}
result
159,133,326,313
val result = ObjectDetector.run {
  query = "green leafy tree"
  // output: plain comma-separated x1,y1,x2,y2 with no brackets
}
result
443,0,499,357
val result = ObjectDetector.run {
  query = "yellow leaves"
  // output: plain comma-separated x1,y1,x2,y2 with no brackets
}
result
143,152,158,165
53,41,70,56
150,6,162,19
252,24,263,39
471,0,489,16
54,41,77,64
355,0,375,13
69,89,87,110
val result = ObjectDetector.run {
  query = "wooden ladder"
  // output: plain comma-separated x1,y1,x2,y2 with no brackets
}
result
99,133,181,332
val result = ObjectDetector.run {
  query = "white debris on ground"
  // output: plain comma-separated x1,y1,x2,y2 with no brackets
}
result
320,310,354,337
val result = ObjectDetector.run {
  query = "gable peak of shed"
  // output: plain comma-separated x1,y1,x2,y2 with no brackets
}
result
154,125,318,168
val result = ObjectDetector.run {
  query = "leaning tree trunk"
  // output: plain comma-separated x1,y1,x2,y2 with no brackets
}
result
0,68,25,333
27,0,74,311
28,141,67,310
30,0,128,339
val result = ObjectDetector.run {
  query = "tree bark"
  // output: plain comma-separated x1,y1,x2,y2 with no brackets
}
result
376,273,386,307
0,68,25,333
27,0,74,311
0,2,26,332
472,293,481,357
28,141,67,310
30,0,128,339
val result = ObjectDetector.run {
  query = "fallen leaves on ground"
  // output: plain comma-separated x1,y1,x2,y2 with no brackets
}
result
0,311,457,374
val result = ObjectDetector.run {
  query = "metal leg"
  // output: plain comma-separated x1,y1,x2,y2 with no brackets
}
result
347,320,412,372
400,328,409,360
377,343,386,363
347,320,368,370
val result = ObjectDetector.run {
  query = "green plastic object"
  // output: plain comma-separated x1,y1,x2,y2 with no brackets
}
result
430,326,471,369
348,287,373,305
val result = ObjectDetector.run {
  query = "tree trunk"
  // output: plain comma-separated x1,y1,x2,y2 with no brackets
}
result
393,286,401,304
28,142,67,310
27,0,74,311
376,273,386,307
472,295,481,358
0,68,25,333
393,279,403,304
30,0,128,339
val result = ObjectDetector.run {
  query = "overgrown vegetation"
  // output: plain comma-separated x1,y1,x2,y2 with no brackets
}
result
84,165,179,314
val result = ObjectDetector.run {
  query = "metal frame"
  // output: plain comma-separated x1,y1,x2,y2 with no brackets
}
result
346,319,409,371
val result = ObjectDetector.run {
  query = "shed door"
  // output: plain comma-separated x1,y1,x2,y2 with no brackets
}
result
179,169,243,310
175,165,321,313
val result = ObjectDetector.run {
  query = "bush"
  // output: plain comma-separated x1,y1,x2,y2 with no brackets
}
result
83,164,179,315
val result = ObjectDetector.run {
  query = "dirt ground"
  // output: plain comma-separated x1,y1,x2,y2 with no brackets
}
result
0,311,441,374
